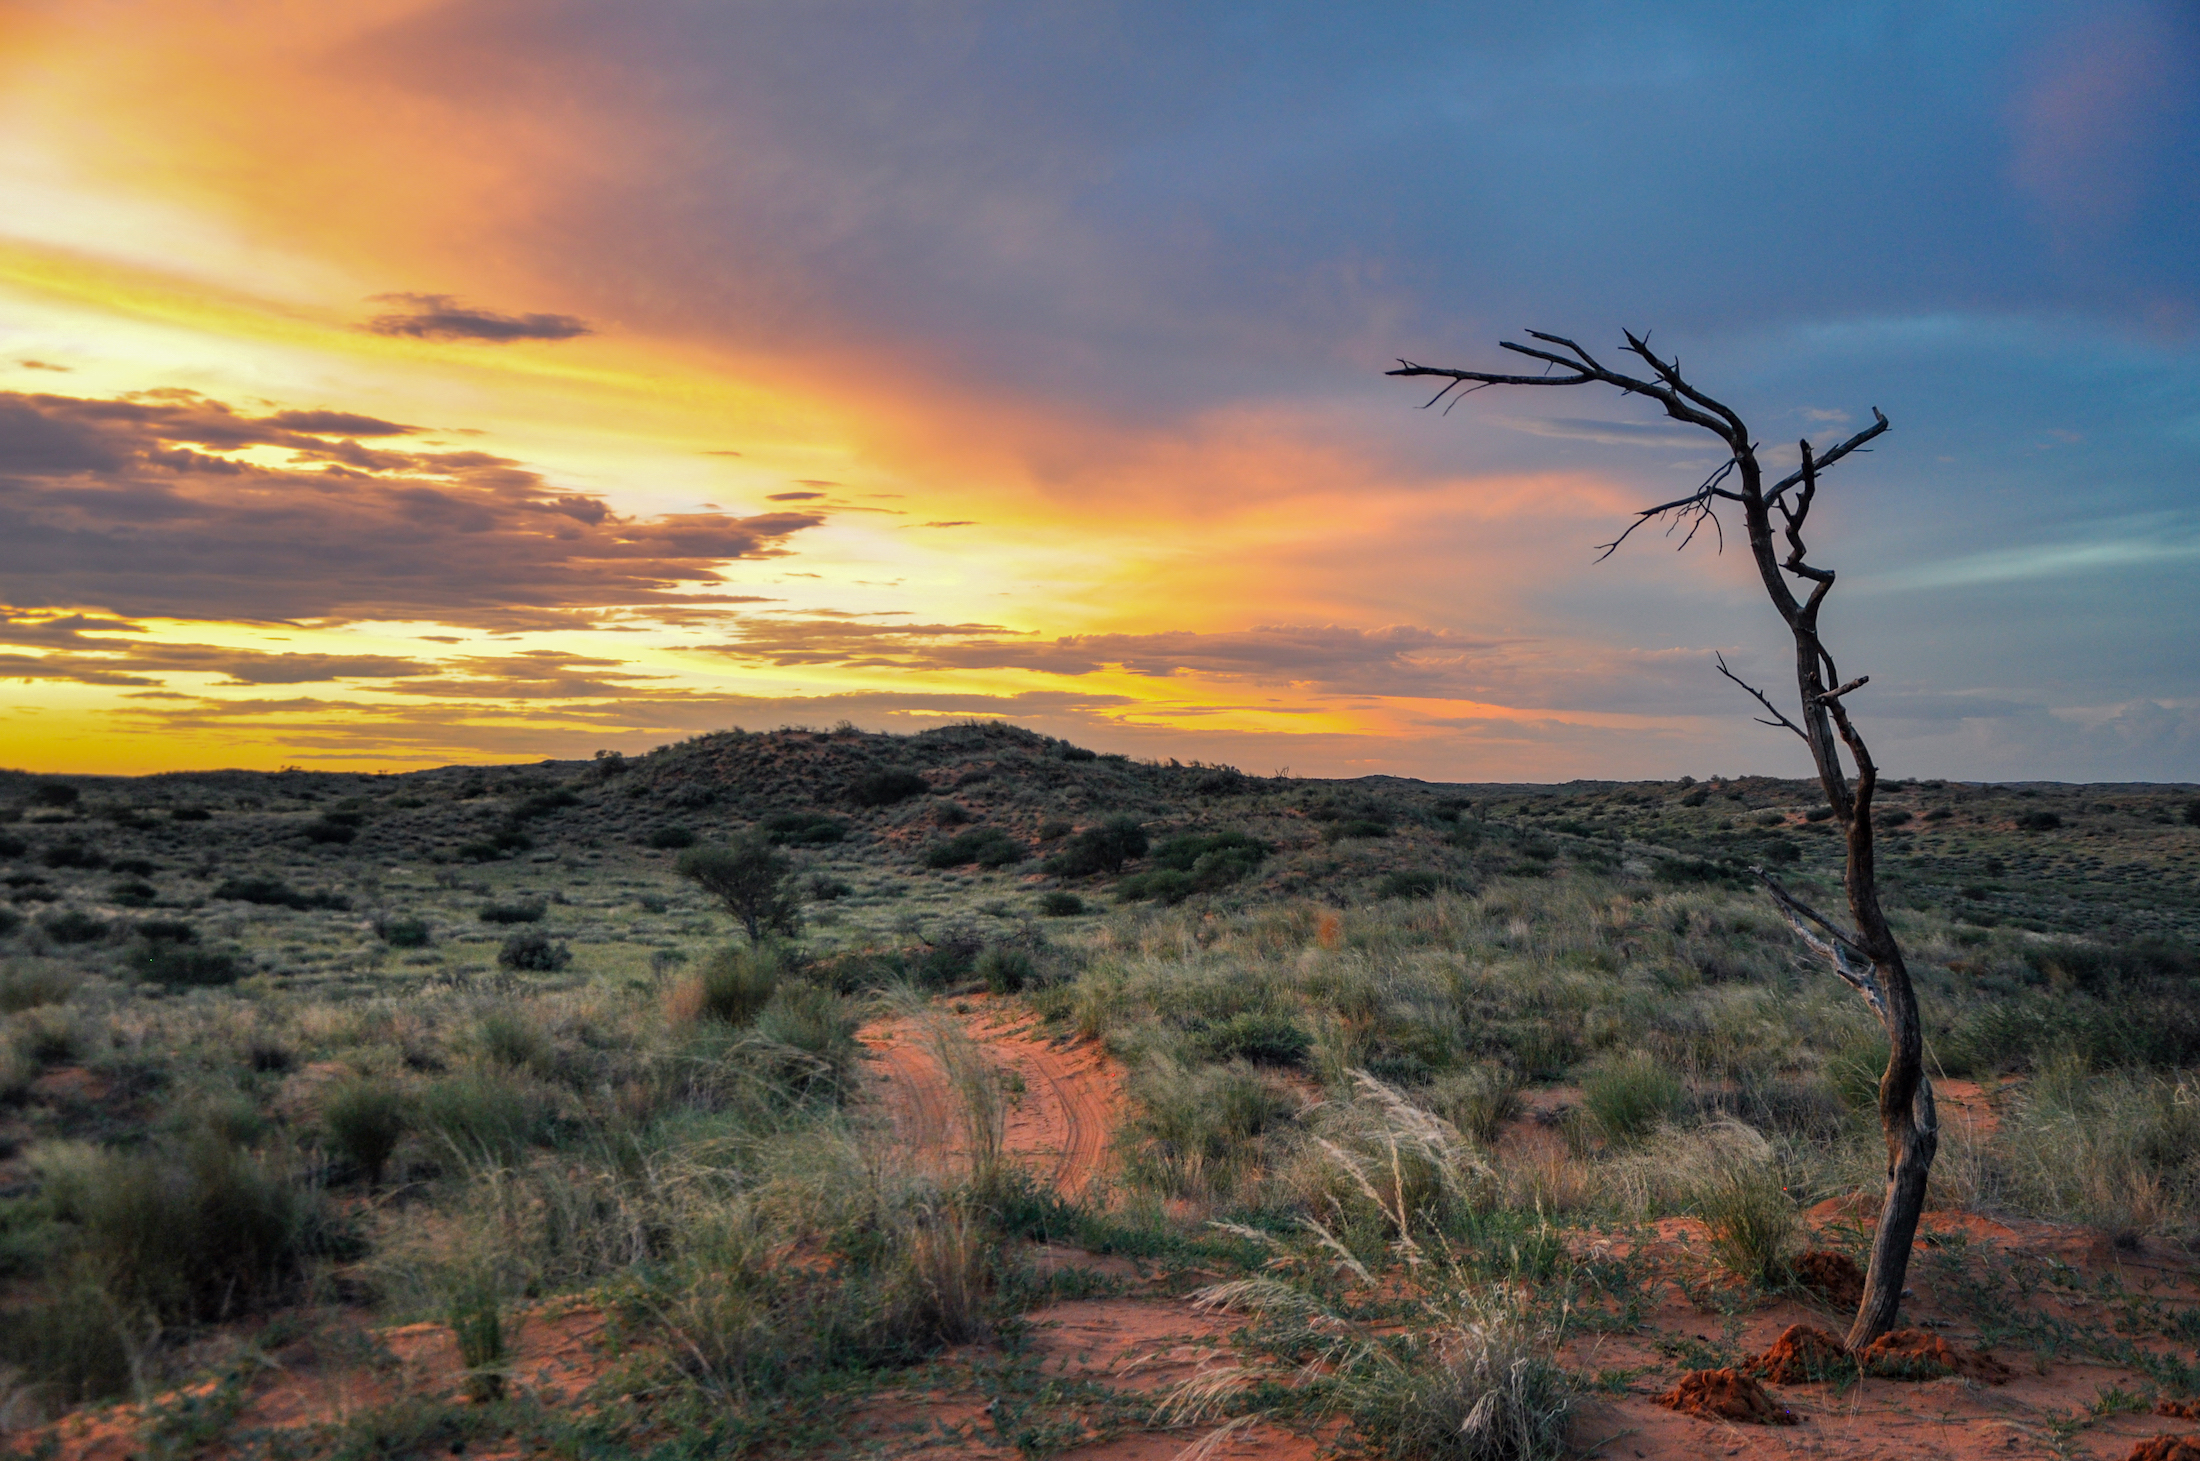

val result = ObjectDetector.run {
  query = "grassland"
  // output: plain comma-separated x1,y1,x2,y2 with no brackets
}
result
3,721,2199,1458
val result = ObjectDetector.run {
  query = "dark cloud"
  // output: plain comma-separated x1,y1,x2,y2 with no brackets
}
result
915,520,976,528
0,612,434,685
262,409,419,437
362,293,594,343
14,360,70,372
767,491,825,500
0,390,825,627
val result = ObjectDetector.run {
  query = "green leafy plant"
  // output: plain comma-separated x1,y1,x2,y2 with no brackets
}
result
496,931,572,972
678,838,800,942
323,1079,409,1185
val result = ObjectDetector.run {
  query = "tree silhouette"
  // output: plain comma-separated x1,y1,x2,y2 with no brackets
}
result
1392,330,1929,1347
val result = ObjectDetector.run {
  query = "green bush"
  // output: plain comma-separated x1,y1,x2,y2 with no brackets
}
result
1122,1059,1294,1196
449,1275,507,1402
761,811,848,846
678,838,800,942
1322,818,1391,842
416,1071,546,1162
2016,810,2063,832
924,826,1024,869
41,909,109,945
1429,1064,1523,1144
513,788,580,820
107,879,158,907
377,916,431,947
303,818,356,844
109,857,155,877
211,877,349,911
479,900,546,925
850,768,929,806
1043,818,1148,877
977,946,1037,994
42,842,106,870
169,806,211,822
38,1138,317,1324
0,961,76,1013
1580,1054,1685,1146
131,941,243,986
0,1285,134,1408
1119,830,1267,902
496,931,572,972
323,1079,408,1184
1377,869,1443,900
752,983,860,1086
645,825,696,849
1036,890,1084,917
693,942,784,1026
1201,1011,1313,1067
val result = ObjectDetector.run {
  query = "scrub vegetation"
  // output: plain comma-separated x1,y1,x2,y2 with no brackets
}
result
2,721,2198,1456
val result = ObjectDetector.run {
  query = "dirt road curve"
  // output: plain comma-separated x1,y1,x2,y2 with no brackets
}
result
860,999,1122,1197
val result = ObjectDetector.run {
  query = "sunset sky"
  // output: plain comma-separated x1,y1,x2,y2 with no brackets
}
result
2,2,2195,781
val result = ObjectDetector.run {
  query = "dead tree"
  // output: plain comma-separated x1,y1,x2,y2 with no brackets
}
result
1389,331,1931,1348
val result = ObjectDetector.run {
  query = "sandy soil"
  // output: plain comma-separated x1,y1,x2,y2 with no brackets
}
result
859,995,1124,1197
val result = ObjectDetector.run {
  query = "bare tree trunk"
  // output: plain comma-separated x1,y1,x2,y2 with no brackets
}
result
1389,331,1933,1344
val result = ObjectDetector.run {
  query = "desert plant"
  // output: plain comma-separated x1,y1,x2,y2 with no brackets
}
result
36,1138,317,1324
1043,817,1148,877
1580,1054,1685,1146
377,915,431,947
323,1079,409,1184
32,784,80,808
42,841,106,870
645,825,696,849
130,941,243,986
0,1284,134,1409
448,1275,507,1403
416,1071,545,1164
1378,869,1444,900
1202,1010,1313,1067
976,945,1036,994
1037,890,1084,916
40,909,109,945
687,942,785,1026
496,931,572,972
0,961,76,1013
678,838,800,943
1429,1064,1524,1145
135,917,195,942
1693,1140,1800,1288
849,768,929,806
479,900,546,925
923,826,1024,869
1122,1058,1294,1197
211,877,349,910
760,811,848,846
2016,810,2063,831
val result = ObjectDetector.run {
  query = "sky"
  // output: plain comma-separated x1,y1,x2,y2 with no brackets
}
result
1,1,2195,783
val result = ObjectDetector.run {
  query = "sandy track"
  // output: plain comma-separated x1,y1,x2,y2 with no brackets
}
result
860,998,1123,1197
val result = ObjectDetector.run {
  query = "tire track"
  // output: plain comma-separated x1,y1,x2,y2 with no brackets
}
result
860,999,1122,1197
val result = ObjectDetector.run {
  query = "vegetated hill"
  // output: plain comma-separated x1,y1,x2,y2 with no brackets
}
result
2,721,2197,942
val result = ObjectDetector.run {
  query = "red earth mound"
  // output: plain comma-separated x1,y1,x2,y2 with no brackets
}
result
2160,1399,2200,1420
1794,1250,1865,1307
1857,1327,2012,1384
1655,1368,1800,1425
1751,1323,1852,1384
2127,1437,2200,1461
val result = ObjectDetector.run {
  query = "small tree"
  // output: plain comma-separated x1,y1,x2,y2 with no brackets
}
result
677,837,801,943
1391,330,1929,1348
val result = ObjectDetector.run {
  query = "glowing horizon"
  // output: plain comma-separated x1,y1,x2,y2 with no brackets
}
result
3,3,2195,782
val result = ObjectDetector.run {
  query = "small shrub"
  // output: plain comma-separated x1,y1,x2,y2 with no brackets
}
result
977,946,1037,995
1119,830,1268,902
107,879,158,907
1581,1054,1685,1146
1323,818,1392,842
323,1080,408,1185
211,877,349,911
0,906,18,938
1123,1059,1294,1196
512,788,580,819
752,982,860,1083
1804,806,1835,822
303,819,356,844
0,1286,134,1408
1037,819,1073,842
1430,1064,1524,1144
0,961,75,1013
108,857,154,877
131,942,243,987
686,942,784,1026
2016,810,2063,832
42,842,106,870
0,832,23,857
1696,1151,1800,1288
645,825,697,849
1201,1011,1313,1067
32,784,80,808
416,1071,545,1162
496,931,572,972
805,873,854,901
924,826,1024,869
479,900,546,925
38,1139,317,1324
41,909,108,945
377,916,431,947
1378,869,1443,900
1043,818,1148,877
1875,808,1912,828
169,806,211,822
2185,798,2200,828
850,768,929,806
449,1276,507,1403
136,918,196,942
760,811,848,846
1036,890,1084,916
